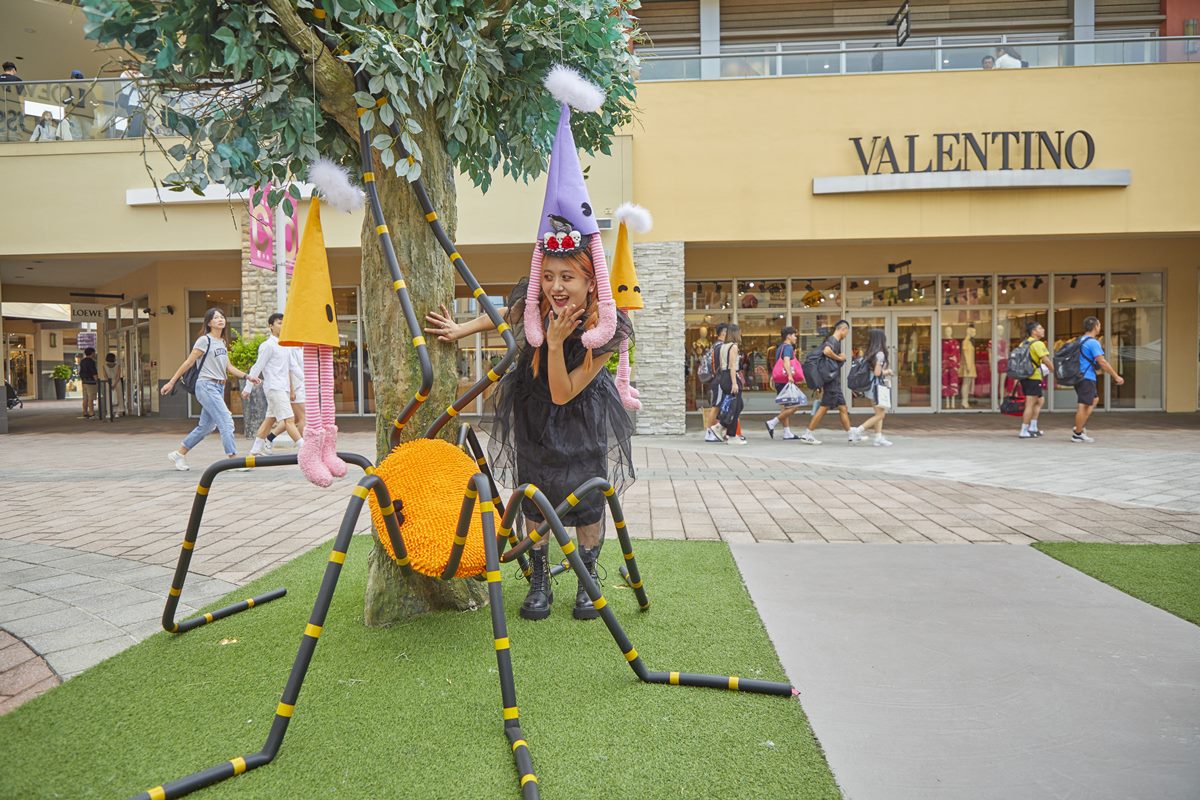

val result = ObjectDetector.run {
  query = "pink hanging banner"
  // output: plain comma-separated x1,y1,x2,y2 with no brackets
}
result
248,184,298,273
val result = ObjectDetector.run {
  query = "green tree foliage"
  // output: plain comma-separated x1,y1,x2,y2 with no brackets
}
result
81,0,641,200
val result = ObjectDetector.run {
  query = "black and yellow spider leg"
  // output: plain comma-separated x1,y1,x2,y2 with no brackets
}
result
521,477,650,611
131,475,403,800
472,473,541,800
507,484,797,699
459,423,530,578
160,453,393,634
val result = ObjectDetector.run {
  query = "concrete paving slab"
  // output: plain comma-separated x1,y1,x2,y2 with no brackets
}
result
731,543,1200,800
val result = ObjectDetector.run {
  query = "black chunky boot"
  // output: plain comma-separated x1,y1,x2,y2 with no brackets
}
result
519,546,553,621
572,544,602,620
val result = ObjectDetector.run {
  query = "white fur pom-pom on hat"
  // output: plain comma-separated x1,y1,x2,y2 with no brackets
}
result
612,203,653,234
544,65,605,112
308,157,364,214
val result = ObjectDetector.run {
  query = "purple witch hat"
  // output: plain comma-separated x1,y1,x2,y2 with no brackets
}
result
524,66,617,353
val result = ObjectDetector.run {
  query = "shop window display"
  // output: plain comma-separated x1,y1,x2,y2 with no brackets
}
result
1110,273,1163,305
996,309,1049,407
685,280,732,311
846,275,935,307
997,275,1049,305
736,279,786,309
1052,273,1104,305
737,313,790,413
1052,307,1105,410
941,276,992,306
1110,306,1163,409
793,278,841,310
941,310,992,409
685,312,731,412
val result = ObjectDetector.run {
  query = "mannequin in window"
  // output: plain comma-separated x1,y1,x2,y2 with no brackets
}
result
941,325,960,408
960,325,977,407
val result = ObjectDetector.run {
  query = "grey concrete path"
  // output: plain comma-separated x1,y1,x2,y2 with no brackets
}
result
731,543,1200,800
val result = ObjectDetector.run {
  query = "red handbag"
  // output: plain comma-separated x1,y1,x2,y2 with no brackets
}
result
771,355,803,384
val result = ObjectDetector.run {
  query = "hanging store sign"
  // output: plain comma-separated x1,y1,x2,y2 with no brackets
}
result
70,303,106,322
813,129,1131,194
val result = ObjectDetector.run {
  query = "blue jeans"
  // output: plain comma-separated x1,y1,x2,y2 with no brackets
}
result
182,379,236,455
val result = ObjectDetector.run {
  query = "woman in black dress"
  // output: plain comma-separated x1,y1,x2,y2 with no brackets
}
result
424,246,634,622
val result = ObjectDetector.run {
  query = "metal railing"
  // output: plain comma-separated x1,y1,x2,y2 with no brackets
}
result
638,36,1200,82
0,77,248,144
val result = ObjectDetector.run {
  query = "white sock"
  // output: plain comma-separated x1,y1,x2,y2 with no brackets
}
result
1030,420,1039,431
1020,424,1029,434
783,425,792,433
296,437,305,447
767,416,778,428
251,437,265,452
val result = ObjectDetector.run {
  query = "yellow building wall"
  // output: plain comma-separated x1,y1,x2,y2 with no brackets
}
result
630,65,1200,243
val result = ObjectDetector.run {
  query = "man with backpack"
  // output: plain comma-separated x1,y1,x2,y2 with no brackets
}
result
799,320,859,445
1011,321,1052,438
1064,316,1123,443
701,323,729,443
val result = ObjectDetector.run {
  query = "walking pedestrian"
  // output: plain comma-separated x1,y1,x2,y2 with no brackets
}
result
708,323,746,445
101,351,125,416
263,345,306,453
849,329,894,446
78,347,99,419
799,320,859,444
160,309,260,470
1071,316,1123,443
765,325,803,440
702,322,728,442
1018,321,1052,438
242,313,304,456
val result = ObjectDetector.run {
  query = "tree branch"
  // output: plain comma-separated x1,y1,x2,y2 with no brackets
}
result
480,0,519,39
260,0,359,137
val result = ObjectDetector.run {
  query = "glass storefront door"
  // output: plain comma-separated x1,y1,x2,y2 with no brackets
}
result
848,311,936,412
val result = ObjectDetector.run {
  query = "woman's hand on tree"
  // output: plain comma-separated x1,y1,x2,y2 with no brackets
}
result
424,305,464,342
546,303,584,349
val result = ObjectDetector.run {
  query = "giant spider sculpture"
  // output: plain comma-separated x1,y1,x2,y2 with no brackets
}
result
129,19,796,800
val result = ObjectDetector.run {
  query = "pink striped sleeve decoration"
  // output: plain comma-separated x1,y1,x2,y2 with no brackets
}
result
582,234,616,350
524,244,545,347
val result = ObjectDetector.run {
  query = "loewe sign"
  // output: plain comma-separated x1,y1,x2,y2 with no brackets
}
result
813,129,1129,195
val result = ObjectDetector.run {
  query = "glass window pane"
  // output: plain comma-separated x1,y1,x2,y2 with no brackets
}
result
1110,273,1162,304
996,309,1050,404
686,312,732,412
793,278,842,310
332,286,358,316
188,289,242,320
1110,307,1162,409
941,310,993,409
941,275,992,306
737,279,786,309
1052,307,1105,409
997,274,1049,305
794,313,841,356
733,313,791,414
685,280,732,311
1053,273,1104,305
846,275,933,307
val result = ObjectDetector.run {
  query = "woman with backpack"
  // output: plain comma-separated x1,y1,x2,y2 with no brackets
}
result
160,308,260,471
708,323,746,445
701,323,729,443
848,328,894,447
765,325,804,440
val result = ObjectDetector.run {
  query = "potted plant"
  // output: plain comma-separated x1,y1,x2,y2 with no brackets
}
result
51,364,72,400
229,332,268,437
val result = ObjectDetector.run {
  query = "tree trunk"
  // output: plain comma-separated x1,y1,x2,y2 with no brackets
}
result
360,108,489,626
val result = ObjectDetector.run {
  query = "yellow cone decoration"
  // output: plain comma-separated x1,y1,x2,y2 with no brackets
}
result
609,203,652,312
280,197,339,348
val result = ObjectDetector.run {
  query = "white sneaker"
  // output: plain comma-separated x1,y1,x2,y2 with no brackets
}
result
727,436,747,446
262,441,274,454
167,451,190,471
765,417,778,438
707,424,727,442
1019,430,1034,439
848,426,864,443
704,429,720,442
782,430,799,440
799,431,821,445
1071,430,1095,443
874,436,893,447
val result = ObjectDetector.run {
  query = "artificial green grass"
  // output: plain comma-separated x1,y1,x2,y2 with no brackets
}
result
1034,543,1200,626
0,538,839,800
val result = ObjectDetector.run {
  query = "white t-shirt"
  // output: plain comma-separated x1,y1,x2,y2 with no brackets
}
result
193,335,230,382
995,53,1022,69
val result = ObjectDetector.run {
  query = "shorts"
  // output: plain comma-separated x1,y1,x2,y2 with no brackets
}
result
82,382,98,405
708,383,720,408
293,386,306,404
821,383,845,409
1020,378,1044,398
1075,379,1098,406
266,389,295,420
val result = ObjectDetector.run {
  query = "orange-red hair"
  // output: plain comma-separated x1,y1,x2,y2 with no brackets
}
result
531,248,599,377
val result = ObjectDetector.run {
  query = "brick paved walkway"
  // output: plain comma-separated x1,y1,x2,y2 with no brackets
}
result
1,406,1198,711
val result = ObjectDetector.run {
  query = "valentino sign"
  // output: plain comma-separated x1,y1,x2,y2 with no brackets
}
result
812,128,1131,195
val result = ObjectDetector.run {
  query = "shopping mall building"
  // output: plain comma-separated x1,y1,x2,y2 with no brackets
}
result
2,0,1198,434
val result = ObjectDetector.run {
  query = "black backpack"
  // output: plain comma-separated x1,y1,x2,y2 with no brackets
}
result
1053,337,1094,387
1007,339,1035,379
803,346,826,390
846,357,874,395
177,336,212,396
